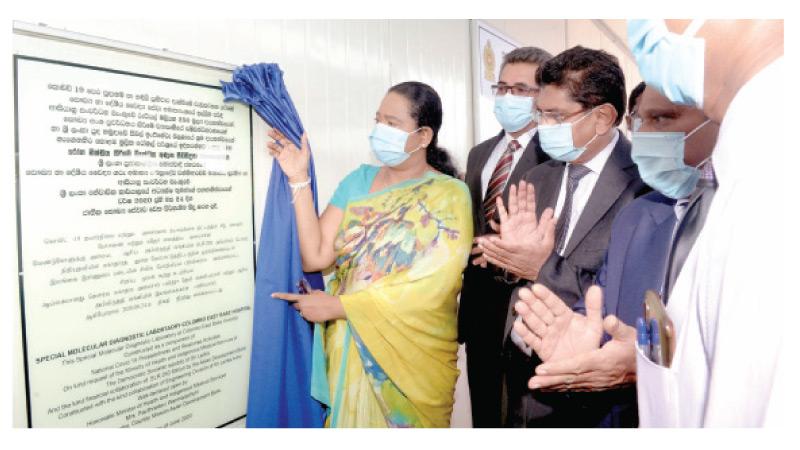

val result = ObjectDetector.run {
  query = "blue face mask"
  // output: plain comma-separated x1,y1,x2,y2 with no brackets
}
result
368,123,422,167
631,119,711,199
494,94,535,132
628,19,706,108
537,109,598,162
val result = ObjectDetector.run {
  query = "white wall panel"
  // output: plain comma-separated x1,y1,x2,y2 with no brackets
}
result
11,18,476,428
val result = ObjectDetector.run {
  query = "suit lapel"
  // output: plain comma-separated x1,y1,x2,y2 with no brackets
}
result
609,194,675,317
466,131,503,197
664,179,717,298
501,133,549,218
467,130,504,234
506,132,544,190
532,160,566,216
647,192,677,225
563,132,636,257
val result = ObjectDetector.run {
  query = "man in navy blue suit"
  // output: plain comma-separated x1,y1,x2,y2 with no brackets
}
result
506,83,720,425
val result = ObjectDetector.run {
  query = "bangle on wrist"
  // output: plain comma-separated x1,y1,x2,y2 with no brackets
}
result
288,174,310,184
289,179,310,189
289,179,311,204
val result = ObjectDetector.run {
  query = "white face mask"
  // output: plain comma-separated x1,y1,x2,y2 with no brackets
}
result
494,94,535,132
631,119,712,199
537,109,598,162
368,123,423,166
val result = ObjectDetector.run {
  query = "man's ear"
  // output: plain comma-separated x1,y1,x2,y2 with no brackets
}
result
593,104,618,135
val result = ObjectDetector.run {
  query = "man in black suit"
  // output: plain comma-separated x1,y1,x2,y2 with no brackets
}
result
474,46,649,427
458,46,552,428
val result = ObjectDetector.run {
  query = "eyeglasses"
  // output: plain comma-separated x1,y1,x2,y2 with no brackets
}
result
536,108,593,126
491,83,538,97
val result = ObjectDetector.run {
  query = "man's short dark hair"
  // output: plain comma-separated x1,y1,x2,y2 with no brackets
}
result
628,81,646,115
500,46,553,74
536,46,627,126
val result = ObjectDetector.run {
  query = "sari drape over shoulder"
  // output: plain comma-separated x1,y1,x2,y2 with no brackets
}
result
311,172,473,428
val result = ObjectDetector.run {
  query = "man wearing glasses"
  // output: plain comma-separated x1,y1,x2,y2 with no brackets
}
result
473,46,649,427
459,46,552,428
508,84,720,429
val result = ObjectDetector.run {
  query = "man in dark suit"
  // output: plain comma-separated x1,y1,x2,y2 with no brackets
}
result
473,46,649,427
509,84,720,425
458,46,552,428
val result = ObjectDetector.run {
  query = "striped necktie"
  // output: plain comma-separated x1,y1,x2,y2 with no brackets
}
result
554,163,592,254
483,139,521,224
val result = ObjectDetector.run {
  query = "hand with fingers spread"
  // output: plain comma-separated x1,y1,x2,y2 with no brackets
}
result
513,283,637,392
513,284,604,363
271,289,346,323
266,128,311,183
473,180,557,280
526,314,637,392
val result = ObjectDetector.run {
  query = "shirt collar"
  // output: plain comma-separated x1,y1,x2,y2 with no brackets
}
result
570,129,619,175
503,126,537,151
698,160,716,182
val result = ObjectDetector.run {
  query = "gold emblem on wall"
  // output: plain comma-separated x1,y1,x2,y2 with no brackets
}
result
483,40,495,82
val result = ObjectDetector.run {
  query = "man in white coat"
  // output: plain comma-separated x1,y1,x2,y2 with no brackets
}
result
626,19,788,427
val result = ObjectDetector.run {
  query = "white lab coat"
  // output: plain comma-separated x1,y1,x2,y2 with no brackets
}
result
636,57,794,427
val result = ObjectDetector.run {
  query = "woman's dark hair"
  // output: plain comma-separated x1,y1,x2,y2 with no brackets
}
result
388,81,460,178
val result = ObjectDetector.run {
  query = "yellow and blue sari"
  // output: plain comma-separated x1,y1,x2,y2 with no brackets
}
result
311,166,472,428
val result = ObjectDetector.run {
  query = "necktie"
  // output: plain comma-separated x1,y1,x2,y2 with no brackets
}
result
554,164,592,255
483,139,521,224
663,178,717,301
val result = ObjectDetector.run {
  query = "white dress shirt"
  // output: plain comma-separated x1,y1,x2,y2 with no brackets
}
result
480,128,537,199
552,130,618,256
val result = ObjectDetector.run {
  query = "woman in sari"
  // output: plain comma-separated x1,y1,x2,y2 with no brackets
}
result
270,81,472,427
